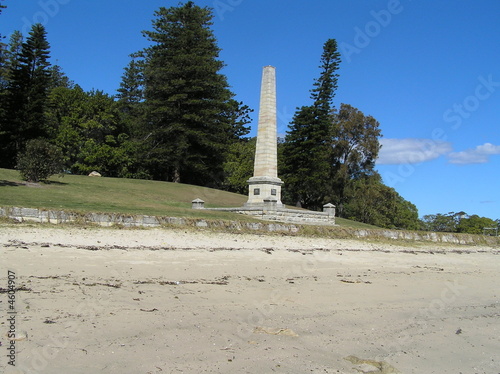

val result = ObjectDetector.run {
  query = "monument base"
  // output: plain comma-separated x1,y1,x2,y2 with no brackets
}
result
245,176,284,207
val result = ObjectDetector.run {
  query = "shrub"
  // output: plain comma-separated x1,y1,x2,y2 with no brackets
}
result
17,139,64,182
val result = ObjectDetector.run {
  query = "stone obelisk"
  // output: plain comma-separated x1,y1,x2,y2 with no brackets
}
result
245,66,284,207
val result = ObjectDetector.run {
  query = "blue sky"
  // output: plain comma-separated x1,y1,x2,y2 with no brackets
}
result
1,0,499,220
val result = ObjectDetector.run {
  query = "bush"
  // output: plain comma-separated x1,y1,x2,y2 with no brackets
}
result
17,139,64,182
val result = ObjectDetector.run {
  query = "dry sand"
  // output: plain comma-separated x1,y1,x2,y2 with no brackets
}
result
0,225,499,374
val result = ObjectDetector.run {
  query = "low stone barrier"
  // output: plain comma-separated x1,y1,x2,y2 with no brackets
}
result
200,200,336,226
0,207,188,227
1,206,498,246
208,208,335,225
0,206,299,233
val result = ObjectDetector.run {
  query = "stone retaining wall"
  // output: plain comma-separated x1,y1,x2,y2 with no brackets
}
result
0,207,299,233
1,206,498,246
0,207,186,227
207,207,335,225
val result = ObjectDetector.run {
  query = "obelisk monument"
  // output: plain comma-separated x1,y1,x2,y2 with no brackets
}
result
245,66,284,207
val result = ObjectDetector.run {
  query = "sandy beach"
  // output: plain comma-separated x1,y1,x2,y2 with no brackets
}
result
1,225,499,374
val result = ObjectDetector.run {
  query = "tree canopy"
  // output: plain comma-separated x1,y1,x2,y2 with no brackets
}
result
330,103,382,215
279,40,419,229
422,212,498,234
1,24,52,168
0,3,251,186
140,1,248,185
282,39,341,210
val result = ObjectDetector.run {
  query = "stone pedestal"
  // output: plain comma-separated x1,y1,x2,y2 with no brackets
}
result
246,176,283,207
246,66,283,207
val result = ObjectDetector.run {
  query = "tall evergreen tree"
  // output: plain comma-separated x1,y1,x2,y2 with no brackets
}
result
282,39,341,210
310,39,341,116
116,55,145,138
117,56,144,107
2,24,52,167
0,31,23,90
141,1,239,185
0,31,25,168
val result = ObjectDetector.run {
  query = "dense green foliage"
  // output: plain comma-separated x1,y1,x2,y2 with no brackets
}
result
16,138,63,182
330,103,382,216
222,137,255,194
139,2,250,185
422,212,498,234
343,173,420,230
47,85,138,177
1,24,52,168
457,215,498,235
0,3,250,187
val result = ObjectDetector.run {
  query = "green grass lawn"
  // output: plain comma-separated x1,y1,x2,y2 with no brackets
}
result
0,168,252,220
0,168,378,228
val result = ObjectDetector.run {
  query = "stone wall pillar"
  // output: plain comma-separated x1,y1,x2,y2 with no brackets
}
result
192,198,205,210
323,203,336,220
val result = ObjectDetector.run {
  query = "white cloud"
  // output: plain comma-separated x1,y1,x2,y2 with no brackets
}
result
448,143,500,165
377,138,452,165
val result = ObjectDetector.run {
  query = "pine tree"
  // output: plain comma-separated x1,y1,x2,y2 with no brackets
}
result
16,24,51,134
282,39,341,210
310,39,341,116
2,24,52,167
117,56,144,107
0,31,23,90
116,56,145,137
141,1,238,185
0,31,24,167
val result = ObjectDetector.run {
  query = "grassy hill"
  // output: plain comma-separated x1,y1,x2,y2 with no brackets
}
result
0,168,378,228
